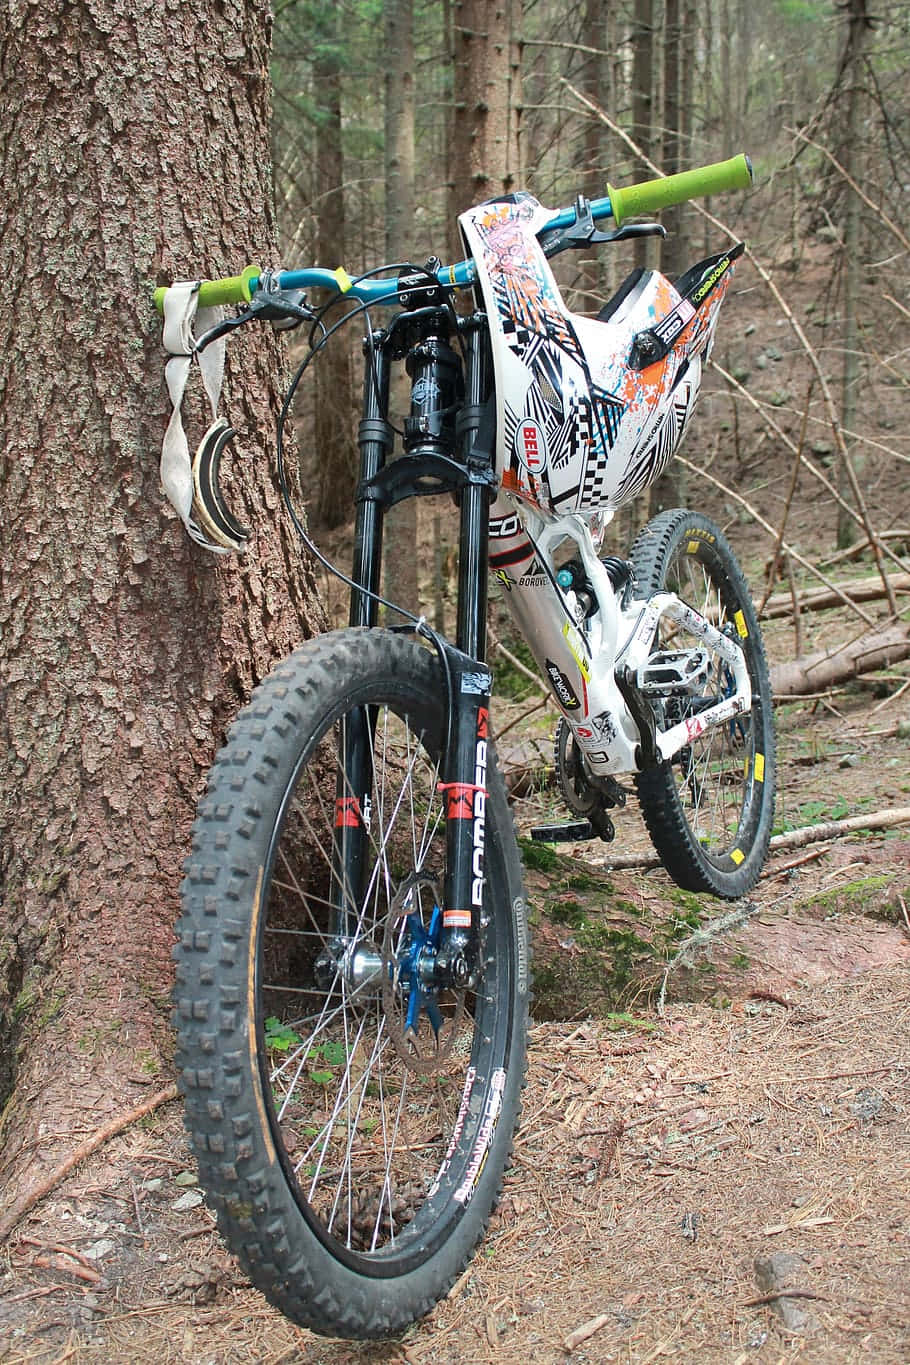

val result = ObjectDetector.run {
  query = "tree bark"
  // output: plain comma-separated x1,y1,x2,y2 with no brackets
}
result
312,7,357,529
0,0,320,1222
383,0,420,615
449,0,522,255
630,0,655,272
837,0,872,548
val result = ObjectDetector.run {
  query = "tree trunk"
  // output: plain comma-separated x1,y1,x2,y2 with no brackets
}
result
312,8,357,530
577,0,607,308
0,0,321,1223
649,0,688,514
837,0,872,548
383,0,420,616
630,0,655,272
449,0,522,255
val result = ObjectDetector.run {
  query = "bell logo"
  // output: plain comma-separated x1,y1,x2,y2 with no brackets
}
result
516,418,547,474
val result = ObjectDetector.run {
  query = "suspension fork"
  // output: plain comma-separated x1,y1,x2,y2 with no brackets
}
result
437,319,494,984
328,313,496,988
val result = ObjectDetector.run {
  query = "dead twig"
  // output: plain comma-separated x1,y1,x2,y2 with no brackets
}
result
26,1254,102,1285
759,381,813,613
563,1311,611,1352
657,902,760,1014
789,127,910,253
762,572,910,620
0,1083,179,1243
898,895,910,942
742,1288,829,1308
562,81,905,608
488,623,548,695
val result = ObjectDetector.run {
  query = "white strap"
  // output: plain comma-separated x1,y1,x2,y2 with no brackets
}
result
159,283,232,554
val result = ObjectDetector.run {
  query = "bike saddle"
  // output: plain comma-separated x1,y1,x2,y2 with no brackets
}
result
191,417,251,552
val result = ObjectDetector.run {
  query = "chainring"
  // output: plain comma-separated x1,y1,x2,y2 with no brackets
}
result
554,719,626,841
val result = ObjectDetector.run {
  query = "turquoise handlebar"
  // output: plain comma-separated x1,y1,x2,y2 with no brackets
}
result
154,153,754,313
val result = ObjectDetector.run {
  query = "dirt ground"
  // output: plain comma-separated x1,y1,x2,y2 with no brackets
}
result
1,680,908,1365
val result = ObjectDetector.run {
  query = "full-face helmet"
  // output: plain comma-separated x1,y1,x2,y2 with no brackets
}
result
459,194,742,516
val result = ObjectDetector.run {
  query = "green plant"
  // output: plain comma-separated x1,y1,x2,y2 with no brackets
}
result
517,837,559,871
264,1017,303,1052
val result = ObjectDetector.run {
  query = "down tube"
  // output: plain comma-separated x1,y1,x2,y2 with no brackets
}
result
488,509,596,721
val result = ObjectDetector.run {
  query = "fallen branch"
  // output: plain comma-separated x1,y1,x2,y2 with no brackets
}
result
765,806,910,852
742,1288,829,1307
771,622,910,696
762,573,910,620
675,455,876,627
598,805,910,874
0,1083,178,1243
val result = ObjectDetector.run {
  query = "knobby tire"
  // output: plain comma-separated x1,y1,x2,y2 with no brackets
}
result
631,509,776,898
174,628,529,1338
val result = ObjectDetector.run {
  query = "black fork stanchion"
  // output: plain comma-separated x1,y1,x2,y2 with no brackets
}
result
330,336,394,937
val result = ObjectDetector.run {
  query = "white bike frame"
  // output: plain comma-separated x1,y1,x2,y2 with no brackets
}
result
488,497,752,777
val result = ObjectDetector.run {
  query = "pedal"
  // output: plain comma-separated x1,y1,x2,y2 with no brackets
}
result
638,648,711,696
529,820,593,843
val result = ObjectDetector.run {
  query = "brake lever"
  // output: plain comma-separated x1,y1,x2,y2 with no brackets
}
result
192,276,316,353
251,271,316,330
539,195,667,258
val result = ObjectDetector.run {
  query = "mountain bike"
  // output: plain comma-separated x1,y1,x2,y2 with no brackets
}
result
160,154,775,1339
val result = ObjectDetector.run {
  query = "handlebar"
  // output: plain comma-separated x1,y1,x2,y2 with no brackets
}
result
154,153,753,314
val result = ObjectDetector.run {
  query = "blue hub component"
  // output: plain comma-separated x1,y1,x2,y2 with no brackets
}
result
396,904,444,1039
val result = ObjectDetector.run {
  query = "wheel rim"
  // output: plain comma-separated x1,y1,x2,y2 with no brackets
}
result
657,546,762,859
254,696,504,1272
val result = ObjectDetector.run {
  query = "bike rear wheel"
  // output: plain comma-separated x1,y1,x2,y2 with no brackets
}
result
174,628,529,1338
631,509,775,898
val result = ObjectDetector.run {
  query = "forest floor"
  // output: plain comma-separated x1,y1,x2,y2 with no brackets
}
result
2,244,910,1362
1,685,908,1363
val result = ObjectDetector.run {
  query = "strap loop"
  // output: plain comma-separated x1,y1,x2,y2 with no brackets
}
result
159,282,244,554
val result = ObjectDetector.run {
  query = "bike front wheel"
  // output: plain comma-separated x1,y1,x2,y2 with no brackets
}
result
631,509,776,899
174,628,529,1338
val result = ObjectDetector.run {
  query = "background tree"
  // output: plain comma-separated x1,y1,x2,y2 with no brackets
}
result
0,0,320,1217
449,0,522,259
312,2,359,529
382,0,421,612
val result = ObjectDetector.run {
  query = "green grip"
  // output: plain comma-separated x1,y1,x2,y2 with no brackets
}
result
607,154,753,228
153,264,261,314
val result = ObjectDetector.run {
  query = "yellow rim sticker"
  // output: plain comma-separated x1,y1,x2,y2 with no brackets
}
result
333,266,354,293
753,752,765,783
730,847,745,866
686,539,700,555
734,609,749,638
